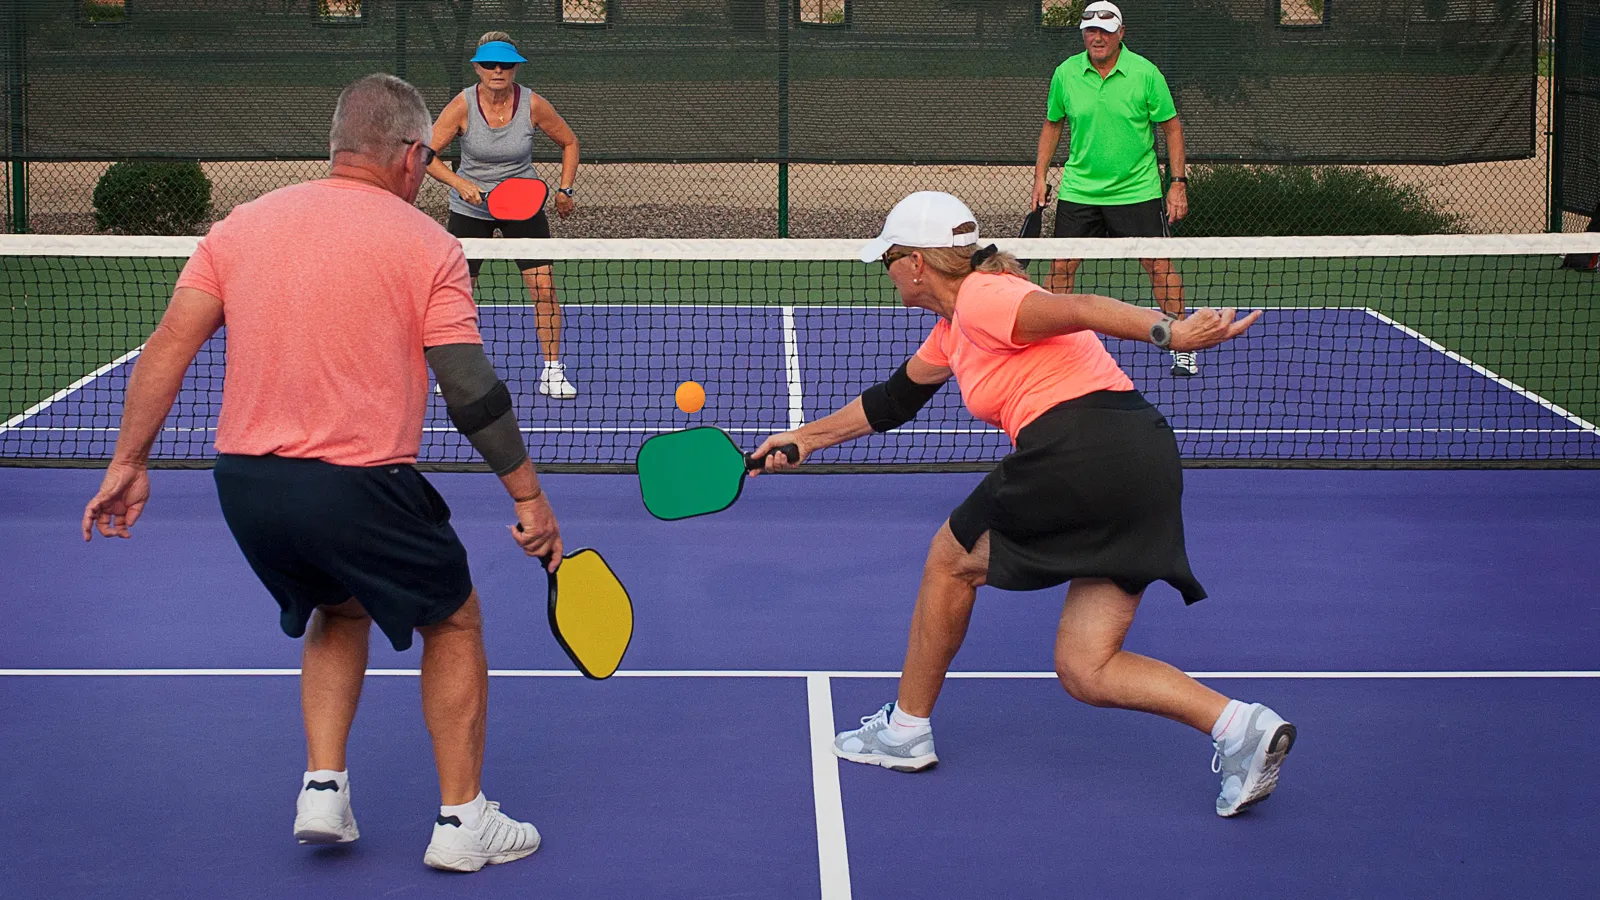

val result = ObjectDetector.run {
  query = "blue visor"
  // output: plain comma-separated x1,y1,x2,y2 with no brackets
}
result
470,41,527,65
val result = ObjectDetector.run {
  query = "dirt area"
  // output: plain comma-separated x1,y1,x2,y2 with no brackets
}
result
8,80,1560,237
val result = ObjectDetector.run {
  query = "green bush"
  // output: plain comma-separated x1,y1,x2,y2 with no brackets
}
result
92,160,213,235
1177,165,1463,236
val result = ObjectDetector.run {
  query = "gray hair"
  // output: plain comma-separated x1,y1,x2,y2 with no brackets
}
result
329,74,431,166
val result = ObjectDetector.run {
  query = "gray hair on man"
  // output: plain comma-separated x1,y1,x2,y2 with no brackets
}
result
329,73,432,166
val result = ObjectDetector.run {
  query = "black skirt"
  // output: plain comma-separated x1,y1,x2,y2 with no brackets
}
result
948,390,1207,603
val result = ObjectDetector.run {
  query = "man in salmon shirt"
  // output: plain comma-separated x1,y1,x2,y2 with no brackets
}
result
81,74,558,872
752,192,1294,818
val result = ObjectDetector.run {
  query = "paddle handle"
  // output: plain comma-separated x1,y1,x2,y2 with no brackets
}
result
746,443,799,471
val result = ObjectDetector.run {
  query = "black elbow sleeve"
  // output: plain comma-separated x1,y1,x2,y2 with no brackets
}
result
447,381,513,436
860,361,943,432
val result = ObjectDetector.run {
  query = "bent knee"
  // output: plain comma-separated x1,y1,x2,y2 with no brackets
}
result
1055,658,1116,707
929,527,987,588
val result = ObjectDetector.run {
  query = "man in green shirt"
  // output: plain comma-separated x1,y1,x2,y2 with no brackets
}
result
1031,1,1197,376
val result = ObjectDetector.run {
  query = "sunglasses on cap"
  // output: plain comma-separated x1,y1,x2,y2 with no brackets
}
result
402,138,437,167
1082,10,1119,19
476,61,518,71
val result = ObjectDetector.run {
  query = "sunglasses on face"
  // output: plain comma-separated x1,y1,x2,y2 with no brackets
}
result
1082,10,1119,19
476,61,518,71
881,250,911,271
403,138,437,167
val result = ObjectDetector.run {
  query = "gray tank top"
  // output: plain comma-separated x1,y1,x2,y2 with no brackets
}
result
449,84,541,220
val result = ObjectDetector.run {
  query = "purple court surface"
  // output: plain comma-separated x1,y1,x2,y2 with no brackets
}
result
3,467,1597,899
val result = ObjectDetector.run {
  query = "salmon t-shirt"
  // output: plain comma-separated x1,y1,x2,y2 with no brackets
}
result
916,272,1135,441
176,178,479,467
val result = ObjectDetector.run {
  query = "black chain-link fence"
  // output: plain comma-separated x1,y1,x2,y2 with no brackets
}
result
1,0,1566,237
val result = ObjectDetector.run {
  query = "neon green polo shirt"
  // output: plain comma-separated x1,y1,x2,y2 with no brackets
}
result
1046,47,1177,206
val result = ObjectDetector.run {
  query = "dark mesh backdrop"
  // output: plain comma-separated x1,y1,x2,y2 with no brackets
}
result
1557,0,1599,217
1,0,1537,165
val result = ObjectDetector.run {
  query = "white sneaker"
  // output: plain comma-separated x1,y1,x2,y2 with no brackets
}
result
1171,350,1199,377
293,777,359,844
538,361,578,400
833,702,939,772
423,800,542,872
1213,703,1296,817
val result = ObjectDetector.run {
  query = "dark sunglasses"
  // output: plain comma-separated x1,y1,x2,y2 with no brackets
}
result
403,138,437,167
476,61,518,71
1082,10,1119,19
881,250,911,271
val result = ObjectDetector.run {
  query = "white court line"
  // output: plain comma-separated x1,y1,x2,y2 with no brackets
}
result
808,676,852,900
0,345,144,434
2,668,1595,679
781,306,806,430
1364,309,1600,436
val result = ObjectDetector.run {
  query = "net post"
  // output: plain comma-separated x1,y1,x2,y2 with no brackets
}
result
777,0,790,238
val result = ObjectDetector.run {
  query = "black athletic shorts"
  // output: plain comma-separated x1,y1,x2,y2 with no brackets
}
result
1054,197,1170,239
447,210,553,276
213,454,475,651
948,390,1206,602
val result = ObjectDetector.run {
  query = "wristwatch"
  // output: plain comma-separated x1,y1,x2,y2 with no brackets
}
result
1171,176,1188,184
556,187,576,197
1150,316,1176,349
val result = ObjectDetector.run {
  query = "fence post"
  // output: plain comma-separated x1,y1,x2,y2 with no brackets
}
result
394,0,409,80
6,0,26,233
777,0,790,237
1547,0,1563,232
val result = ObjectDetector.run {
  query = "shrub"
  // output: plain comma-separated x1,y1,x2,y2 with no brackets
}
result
1177,165,1463,236
92,160,213,235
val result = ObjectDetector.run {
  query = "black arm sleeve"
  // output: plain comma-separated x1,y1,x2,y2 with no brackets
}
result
424,343,529,476
859,360,944,433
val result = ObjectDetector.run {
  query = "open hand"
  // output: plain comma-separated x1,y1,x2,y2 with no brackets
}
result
1169,308,1262,352
82,462,151,541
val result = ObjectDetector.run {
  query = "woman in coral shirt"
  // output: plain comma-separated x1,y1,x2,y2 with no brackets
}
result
752,192,1290,818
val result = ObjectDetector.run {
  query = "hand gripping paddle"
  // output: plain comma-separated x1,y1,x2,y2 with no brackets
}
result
543,548,633,680
635,426,799,521
519,527,633,680
486,177,549,221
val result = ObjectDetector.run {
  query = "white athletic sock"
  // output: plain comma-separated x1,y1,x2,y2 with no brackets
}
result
303,769,348,792
440,791,488,830
883,703,931,744
1211,700,1252,755
543,360,563,371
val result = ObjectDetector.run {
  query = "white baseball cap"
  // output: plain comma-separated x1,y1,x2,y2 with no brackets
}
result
1079,0,1124,32
858,191,981,264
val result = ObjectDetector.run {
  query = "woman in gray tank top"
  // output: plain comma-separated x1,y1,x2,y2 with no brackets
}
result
425,32,582,400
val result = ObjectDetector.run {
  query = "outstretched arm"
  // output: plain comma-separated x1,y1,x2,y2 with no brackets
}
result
1012,290,1259,351
750,355,951,472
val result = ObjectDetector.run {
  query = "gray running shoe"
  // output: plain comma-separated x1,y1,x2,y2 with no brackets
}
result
1171,350,1199,377
1213,703,1296,817
833,702,938,772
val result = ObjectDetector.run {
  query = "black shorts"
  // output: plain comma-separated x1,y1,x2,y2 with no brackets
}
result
213,454,475,651
447,210,553,277
1054,197,1170,239
948,391,1207,602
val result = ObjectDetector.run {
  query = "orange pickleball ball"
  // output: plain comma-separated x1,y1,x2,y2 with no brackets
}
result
675,380,706,414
